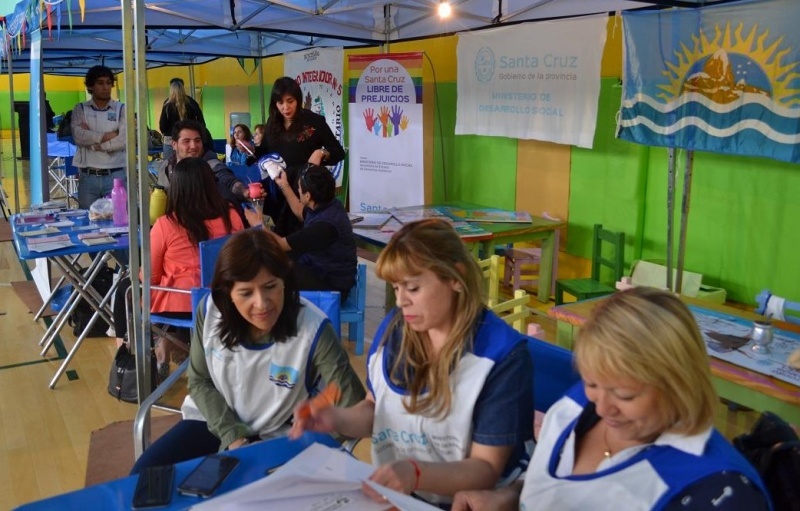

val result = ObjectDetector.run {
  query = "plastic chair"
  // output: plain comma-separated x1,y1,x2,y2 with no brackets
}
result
228,163,261,185
527,336,580,412
477,255,500,307
555,224,625,305
490,289,531,334
199,234,234,287
502,214,560,296
341,264,367,356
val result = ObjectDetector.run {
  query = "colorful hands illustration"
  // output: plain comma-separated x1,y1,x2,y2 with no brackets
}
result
363,108,377,133
378,106,391,137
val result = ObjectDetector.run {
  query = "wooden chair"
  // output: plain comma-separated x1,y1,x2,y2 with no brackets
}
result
477,254,500,307
490,289,531,334
503,214,560,296
555,224,624,305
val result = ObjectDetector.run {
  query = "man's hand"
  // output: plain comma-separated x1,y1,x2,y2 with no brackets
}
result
101,131,118,143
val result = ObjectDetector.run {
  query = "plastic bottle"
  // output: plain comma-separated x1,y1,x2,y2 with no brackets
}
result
111,178,128,226
149,185,167,225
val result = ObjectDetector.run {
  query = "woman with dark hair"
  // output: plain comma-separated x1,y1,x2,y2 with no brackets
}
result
291,219,533,508
113,157,244,379
130,229,365,474
245,164,356,300
228,123,254,165
159,77,205,160
252,76,345,236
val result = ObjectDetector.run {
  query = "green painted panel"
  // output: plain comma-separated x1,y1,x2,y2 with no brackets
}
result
202,86,226,140
569,78,647,272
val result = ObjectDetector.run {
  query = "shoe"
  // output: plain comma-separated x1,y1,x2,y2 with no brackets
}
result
155,363,170,387
106,326,116,337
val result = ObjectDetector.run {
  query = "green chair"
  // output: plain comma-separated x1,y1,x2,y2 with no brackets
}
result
555,224,625,305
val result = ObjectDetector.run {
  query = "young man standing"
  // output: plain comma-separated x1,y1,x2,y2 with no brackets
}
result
70,65,127,210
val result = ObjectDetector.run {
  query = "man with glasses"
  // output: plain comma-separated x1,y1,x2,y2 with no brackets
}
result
70,65,127,210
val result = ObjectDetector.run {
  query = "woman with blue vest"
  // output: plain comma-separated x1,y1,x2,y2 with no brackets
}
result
290,219,534,508
130,229,365,473
246,164,356,301
451,287,771,511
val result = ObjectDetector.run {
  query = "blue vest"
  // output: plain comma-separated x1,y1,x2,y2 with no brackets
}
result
298,199,357,293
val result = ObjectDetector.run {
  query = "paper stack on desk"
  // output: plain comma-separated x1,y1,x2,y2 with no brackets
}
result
189,443,438,511
27,234,74,252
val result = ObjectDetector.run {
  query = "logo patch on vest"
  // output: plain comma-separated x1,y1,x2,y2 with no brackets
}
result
269,363,299,389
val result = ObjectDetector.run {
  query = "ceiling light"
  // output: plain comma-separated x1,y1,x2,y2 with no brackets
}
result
438,2,452,18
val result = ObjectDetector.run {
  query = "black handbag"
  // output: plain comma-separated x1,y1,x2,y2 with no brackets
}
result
107,344,138,403
733,411,800,511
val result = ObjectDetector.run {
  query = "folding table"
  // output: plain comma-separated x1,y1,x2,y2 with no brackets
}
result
11,212,129,388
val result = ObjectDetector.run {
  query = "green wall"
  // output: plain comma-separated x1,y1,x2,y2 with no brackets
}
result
0,90,81,129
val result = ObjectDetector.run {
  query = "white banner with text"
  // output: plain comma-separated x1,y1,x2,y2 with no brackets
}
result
285,47,345,186
456,16,607,148
348,53,424,212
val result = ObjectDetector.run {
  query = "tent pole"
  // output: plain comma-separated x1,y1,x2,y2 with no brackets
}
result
675,150,694,296
665,147,675,292
189,63,196,102
7,56,20,213
258,35,266,126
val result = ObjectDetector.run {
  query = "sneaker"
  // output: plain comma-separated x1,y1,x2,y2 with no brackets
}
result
106,326,116,337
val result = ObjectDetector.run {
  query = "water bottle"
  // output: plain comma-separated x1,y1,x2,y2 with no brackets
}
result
111,178,128,226
149,185,167,225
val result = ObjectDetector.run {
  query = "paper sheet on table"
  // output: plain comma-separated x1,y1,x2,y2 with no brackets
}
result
188,443,438,511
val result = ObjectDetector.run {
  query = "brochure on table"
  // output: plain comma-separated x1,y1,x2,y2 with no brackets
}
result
189,443,438,511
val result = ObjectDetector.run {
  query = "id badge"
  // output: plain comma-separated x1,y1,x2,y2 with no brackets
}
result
108,111,117,122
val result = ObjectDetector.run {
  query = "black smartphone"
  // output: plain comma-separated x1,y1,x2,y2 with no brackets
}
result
132,465,174,509
177,454,239,498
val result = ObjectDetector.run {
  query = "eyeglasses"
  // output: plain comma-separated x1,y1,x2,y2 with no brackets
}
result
299,164,312,194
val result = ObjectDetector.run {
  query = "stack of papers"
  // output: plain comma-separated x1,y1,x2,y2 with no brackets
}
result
190,443,438,511
19,226,61,237
78,232,117,246
27,234,75,252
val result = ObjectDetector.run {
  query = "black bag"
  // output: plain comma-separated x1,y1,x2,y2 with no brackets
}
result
108,344,138,403
57,110,73,140
69,265,115,337
733,411,800,511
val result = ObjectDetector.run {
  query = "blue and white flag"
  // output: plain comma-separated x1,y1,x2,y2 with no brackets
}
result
617,0,800,163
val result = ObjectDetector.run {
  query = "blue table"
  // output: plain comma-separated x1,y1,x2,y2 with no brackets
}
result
14,432,341,511
12,211,130,388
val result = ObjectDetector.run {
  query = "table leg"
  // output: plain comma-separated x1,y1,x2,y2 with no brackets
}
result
537,231,555,303
712,376,800,425
556,321,576,350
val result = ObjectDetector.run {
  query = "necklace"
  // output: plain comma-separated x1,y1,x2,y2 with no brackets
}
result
602,426,613,458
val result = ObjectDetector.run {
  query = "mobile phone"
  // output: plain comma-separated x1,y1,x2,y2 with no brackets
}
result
177,454,239,498
132,465,174,509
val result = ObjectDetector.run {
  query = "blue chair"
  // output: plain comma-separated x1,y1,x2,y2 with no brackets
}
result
527,336,580,412
341,264,367,356
228,163,261,185
300,290,342,338
199,234,234,287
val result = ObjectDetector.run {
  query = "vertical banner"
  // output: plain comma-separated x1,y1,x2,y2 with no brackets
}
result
456,16,607,148
618,0,800,163
285,48,345,186
348,53,424,212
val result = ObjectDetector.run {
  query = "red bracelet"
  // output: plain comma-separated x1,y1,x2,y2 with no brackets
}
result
406,459,421,491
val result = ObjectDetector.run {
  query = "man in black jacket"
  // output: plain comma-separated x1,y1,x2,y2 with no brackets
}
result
156,120,250,219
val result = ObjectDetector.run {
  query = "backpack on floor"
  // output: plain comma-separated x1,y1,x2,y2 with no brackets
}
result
68,265,115,337
108,344,138,403
733,411,800,510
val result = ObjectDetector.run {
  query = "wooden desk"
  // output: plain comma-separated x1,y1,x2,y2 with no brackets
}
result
548,296,800,424
354,202,563,304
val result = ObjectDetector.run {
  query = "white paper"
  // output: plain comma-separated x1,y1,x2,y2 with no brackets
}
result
29,240,75,252
189,443,438,511
19,226,61,237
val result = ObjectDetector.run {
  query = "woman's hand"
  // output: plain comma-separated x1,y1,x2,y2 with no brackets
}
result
274,170,289,190
308,148,326,166
288,400,339,439
452,486,520,511
244,207,263,228
362,459,419,501
227,437,250,450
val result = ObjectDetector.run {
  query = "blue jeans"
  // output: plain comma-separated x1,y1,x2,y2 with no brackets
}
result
78,169,126,210
130,419,220,475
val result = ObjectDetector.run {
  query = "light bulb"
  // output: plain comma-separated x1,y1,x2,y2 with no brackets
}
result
438,2,452,18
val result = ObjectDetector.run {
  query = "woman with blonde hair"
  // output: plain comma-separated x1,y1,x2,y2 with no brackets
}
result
291,219,534,507
159,77,205,160
453,287,771,511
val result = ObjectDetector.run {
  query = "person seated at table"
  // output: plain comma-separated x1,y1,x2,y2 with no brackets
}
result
290,219,533,508
130,229,366,474
228,123,254,166
157,120,251,220
245,164,356,301
113,157,244,380
251,76,345,237
253,123,266,148
451,287,771,511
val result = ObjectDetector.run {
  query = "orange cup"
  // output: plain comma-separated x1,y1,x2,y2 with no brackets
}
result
248,182,263,198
